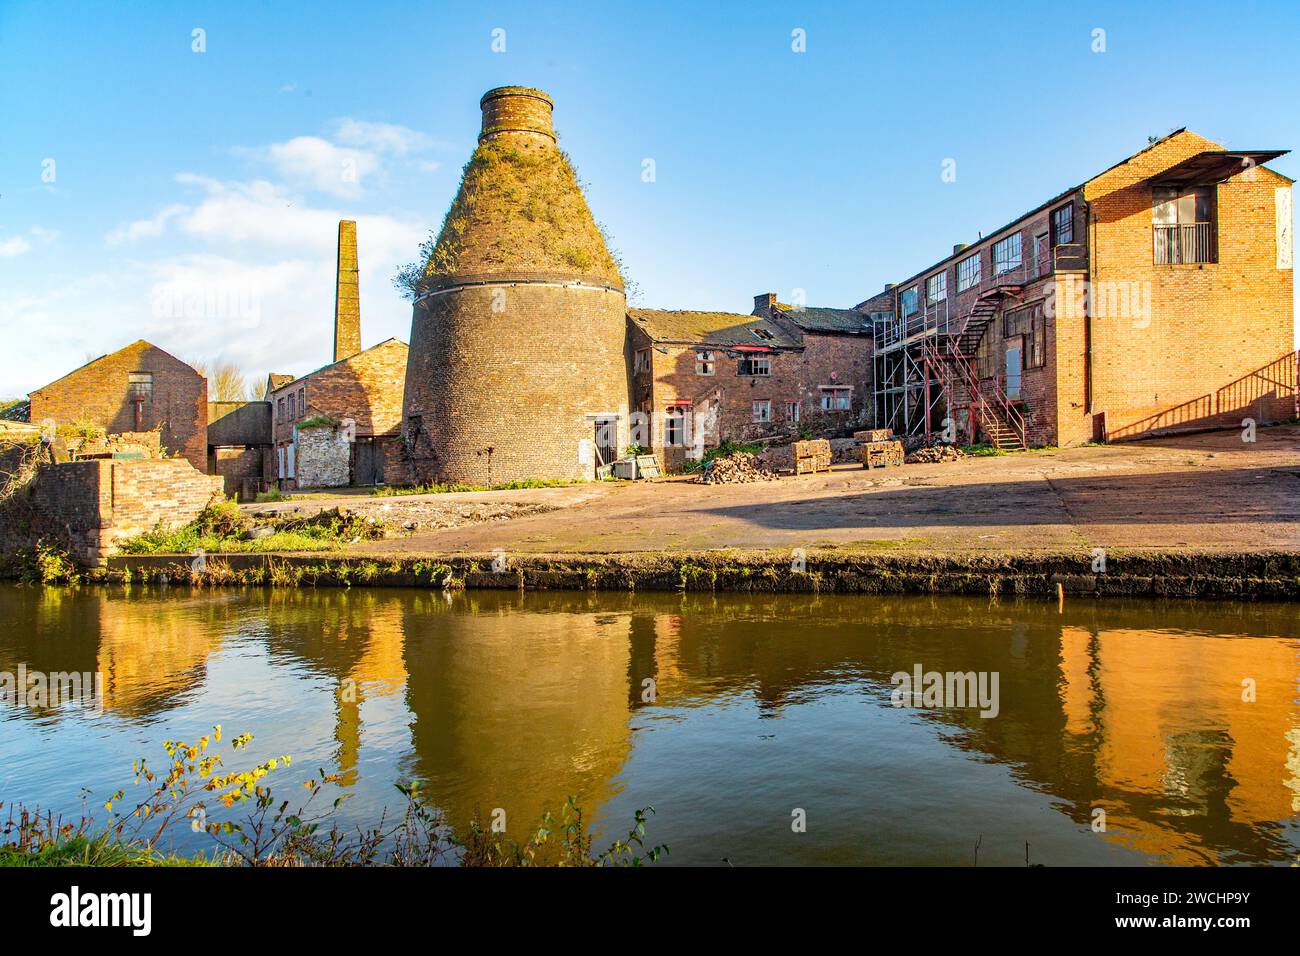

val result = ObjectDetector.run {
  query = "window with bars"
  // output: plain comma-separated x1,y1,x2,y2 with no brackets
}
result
1153,185,1216,264
992,233,1022,275
957,253,981,292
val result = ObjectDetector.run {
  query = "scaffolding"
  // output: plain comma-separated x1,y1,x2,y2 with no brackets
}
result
871,251,1075,447
871,299,951,442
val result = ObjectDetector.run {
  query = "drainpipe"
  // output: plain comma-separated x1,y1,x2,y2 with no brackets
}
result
1083,197,1095,416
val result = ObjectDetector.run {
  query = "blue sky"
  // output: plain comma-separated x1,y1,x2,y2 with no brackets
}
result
2,0,1297,396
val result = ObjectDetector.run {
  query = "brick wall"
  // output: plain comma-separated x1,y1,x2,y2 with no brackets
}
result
0,458,223,565
404,283,630,484
631,324,871,467
270,338,409,487
295,423,351,488
28,340,207,470
1077,131,1295,441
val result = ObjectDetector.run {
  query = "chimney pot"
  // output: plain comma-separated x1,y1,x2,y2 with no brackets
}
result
479,86,556,145
953,242,969,255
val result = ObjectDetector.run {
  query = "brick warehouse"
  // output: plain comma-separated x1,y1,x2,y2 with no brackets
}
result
858,128,1295,448
27,340,208,470
270,221,409,489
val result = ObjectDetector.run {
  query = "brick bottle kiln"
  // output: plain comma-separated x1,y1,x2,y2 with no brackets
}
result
401,87,630,484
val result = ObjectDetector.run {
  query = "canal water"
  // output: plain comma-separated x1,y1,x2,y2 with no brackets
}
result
1,584,1297,866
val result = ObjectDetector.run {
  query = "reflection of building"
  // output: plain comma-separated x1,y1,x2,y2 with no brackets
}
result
1058,624,1300,863
401,592,634,837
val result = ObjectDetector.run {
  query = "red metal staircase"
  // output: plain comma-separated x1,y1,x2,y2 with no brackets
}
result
923,283,1027,450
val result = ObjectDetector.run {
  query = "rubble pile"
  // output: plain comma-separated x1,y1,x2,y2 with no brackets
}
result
905,443,967,464
695,452,780,484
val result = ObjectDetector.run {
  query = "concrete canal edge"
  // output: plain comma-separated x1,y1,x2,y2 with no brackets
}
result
70,549,1300,600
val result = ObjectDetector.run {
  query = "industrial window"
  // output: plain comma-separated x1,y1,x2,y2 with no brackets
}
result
992,233,1022,275
277,398,285,422
957,253,981,292
299,389,306,415
1004,304,1046,370
634,348,652,373
738,356,771,376
288,392,297,419
752,400,771,423
1153,185,1216,264
926,272,947,303
820,386,851,411
665,406,688,446
128,372,152,401
899,286,919,318
785,401,800,423
1051,204,1074,246
695,351,715,375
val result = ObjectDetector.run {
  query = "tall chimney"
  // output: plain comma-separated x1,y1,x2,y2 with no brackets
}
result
334,219,361,362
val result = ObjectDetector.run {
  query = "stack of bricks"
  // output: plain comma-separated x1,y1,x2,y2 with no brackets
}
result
792,439,832,475
854,428,903,469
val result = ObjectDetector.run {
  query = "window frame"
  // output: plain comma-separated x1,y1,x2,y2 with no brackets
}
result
992,232,1023,276
127,372,153,402
695,350,715,376
751,400,772,424
634,348,652,374
819,386,852,411
899,286,919,318
785,400,800,423
738,355,772,377
1051,204,1074,246
926,271,947,304
957,253,981,292
664,405,688,447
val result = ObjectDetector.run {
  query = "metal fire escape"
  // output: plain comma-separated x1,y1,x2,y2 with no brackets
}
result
872,267,1033,450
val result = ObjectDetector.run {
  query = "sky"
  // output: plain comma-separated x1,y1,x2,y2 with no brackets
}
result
2,0,1297,397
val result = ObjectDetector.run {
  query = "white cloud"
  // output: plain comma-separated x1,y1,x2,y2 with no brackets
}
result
0,226,58,257
234,136,379,198
106,204,188,245
334,119,434,156
0,236,32,258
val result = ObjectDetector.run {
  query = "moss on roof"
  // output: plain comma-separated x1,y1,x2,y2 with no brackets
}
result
421,140,623,288
629,309,800,348
774,303,870,334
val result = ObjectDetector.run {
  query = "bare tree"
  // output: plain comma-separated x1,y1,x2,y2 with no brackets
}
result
189,359,250,401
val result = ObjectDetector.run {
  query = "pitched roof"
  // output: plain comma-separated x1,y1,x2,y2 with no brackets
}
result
265,373,295,392
0,400,31,423
29,340,198,396
268,338,408,394
628,309,800,348
773,304,870,334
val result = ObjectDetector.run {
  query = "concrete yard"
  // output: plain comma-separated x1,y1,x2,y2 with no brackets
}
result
326,425,1300,559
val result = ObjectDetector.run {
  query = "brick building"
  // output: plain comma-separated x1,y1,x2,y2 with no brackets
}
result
269,221,409,489
27,339,207,469
629,299,871,469
859,129,1295,447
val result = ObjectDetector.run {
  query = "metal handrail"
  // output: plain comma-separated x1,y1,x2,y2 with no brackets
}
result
1153,222,1214,265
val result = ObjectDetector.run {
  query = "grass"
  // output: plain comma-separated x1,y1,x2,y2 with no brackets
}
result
0,834,215,867
373,477,580,497
959,443,1007,457
117,499,381,555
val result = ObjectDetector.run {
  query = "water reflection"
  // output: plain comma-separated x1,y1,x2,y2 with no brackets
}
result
1,585,1297,865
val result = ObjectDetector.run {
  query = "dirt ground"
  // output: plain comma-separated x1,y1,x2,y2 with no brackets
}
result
285,425,1300,558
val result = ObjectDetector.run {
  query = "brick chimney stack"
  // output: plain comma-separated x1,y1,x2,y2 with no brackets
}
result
334,220,361,363
753,292,777,316
478,86,556,146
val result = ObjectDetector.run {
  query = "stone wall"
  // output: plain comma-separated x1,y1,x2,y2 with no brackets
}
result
0,458,224,565
294,423,351,488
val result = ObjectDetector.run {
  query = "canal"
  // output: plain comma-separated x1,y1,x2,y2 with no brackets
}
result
1,584,1298,865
